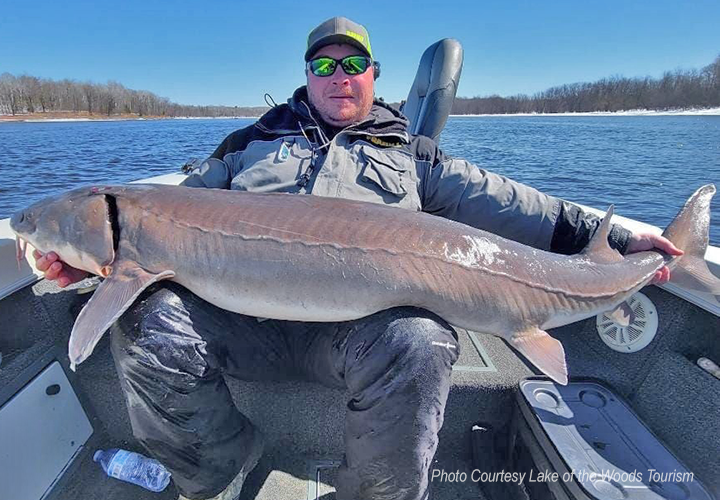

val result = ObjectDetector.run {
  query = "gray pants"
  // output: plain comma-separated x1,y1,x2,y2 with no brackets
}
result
110,283,460,500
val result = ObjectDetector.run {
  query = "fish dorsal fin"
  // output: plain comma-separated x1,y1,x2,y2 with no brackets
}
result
510,327,568,385
582,205,623,264
68,260,175,370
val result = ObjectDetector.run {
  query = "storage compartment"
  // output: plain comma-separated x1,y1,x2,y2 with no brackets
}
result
514,379,713,500
0,361,93,500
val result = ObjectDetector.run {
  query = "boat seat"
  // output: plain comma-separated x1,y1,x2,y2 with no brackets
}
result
400,38,464,142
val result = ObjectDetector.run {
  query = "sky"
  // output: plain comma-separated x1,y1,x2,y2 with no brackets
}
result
1,0,719,107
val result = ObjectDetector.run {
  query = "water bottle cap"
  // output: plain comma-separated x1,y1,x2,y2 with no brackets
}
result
93,450,102,462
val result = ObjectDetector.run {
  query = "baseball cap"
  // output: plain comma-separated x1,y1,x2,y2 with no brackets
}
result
305,17,373,61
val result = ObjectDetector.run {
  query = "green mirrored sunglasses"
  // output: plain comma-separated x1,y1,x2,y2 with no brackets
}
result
307,55,372,77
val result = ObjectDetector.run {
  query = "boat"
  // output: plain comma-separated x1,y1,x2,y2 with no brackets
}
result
0,40,718,500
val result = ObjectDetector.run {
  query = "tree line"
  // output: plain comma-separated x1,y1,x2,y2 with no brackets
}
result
451,54,720,115
2,54,719,118
0,74,268,118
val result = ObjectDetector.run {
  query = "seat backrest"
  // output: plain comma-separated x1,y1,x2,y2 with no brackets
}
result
400,39,464,142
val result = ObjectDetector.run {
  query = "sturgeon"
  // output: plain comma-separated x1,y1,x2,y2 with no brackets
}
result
10,184,720,384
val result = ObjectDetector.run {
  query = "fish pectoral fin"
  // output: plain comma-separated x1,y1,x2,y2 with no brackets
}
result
607,301,635,327
68,261,175,371
510,327,568,385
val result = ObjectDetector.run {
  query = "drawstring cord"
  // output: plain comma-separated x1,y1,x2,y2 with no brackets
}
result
264,93,278,108
296,101,332,188
300,101,332,148
297,124,316,188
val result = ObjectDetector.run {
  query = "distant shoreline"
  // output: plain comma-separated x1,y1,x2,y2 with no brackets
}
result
2,107,719,123
0,112,260,123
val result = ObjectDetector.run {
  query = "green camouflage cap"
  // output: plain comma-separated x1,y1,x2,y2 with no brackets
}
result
305,16,373,61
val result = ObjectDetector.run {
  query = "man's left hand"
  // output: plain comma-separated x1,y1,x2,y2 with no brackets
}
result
626,232,684,285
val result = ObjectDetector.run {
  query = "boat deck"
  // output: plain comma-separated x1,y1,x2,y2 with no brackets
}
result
2,276,719,500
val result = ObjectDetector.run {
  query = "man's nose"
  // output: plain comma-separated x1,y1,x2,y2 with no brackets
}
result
331,76,351,85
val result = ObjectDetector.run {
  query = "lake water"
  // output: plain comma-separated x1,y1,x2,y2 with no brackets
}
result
0,116,718,245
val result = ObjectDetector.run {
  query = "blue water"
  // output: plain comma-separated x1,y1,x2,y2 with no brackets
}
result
0,116,718,245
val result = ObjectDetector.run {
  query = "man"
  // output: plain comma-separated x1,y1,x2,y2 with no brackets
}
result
34,16,680,500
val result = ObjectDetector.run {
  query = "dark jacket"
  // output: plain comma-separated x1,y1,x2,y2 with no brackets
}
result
183,86,631,254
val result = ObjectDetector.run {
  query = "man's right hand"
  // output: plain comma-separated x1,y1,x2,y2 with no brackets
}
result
33,250,89,288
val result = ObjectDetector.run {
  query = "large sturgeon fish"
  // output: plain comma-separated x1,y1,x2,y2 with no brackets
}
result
10,184,720,384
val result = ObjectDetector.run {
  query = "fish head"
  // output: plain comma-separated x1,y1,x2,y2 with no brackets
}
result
10,186,116,276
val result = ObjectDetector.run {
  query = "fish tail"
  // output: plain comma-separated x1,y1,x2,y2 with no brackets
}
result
662,184,720,295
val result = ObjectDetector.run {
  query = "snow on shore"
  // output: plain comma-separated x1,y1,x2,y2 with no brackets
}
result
3,108,719,123
451,107,720,117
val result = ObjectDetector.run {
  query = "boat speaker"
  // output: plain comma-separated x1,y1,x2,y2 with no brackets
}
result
595,292,658,353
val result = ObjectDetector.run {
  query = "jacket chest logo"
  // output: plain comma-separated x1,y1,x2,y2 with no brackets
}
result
276,141,291,162
367,136,400,148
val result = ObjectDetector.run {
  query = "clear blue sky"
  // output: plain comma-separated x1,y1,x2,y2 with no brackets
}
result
1,0,719,107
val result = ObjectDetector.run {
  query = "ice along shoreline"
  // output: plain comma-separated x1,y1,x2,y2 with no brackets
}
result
450,107,720,117
2,107,719,123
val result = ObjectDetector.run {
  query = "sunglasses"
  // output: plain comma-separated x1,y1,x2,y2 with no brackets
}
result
307,55,373,77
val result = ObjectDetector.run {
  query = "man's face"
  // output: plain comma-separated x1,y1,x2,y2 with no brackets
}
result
306,43,375,127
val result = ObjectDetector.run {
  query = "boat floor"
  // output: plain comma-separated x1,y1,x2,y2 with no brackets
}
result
5,278,532,500
3,278,719,500
48,441,484,500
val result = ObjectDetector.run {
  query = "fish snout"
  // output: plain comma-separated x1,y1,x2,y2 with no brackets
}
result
9,209,34,235
10,210,24,229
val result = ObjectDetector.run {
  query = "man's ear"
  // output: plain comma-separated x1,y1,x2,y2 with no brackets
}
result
373,61,381,80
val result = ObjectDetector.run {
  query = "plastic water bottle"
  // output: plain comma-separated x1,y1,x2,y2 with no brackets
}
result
94,448,171,492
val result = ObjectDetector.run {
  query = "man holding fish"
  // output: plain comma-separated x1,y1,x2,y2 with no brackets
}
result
29,16,685,500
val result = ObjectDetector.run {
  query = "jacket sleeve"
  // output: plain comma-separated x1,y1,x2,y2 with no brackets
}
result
421,147,632,253
181,125,255,189
180,158,233,189
550,201,632,255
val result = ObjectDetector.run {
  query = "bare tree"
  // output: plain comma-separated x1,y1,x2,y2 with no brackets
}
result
96,84,116,116
17,75,42,113
81,82,96,114
38,78,57,112
0,73,21,115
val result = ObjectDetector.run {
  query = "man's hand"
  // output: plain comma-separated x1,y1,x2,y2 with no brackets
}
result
33,250,89,288
626,233,684,285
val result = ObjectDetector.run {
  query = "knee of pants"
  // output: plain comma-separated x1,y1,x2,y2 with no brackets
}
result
110,283,214,379
343,307,459,395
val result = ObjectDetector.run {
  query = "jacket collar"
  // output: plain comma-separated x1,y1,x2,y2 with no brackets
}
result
255,86,409,142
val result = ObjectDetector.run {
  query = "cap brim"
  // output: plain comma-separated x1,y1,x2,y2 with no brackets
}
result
305,34,371,61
